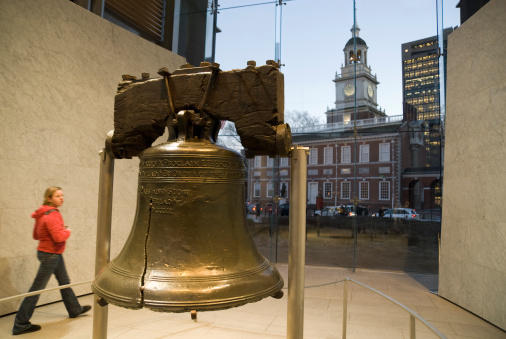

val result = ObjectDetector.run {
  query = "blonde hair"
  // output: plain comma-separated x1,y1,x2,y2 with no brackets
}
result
43,186,62,206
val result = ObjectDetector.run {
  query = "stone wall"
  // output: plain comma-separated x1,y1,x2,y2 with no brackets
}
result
439,0,506,329
0,0,185,315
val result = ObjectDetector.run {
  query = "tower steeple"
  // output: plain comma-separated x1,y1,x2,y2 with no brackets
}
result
326,24,383,125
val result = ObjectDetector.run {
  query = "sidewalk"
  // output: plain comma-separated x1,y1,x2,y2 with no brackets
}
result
0,264,503,338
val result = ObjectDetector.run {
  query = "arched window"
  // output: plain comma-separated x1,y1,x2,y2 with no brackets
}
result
357,49,362,61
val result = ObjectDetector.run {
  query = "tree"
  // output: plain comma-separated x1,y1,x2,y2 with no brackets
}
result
284,110,324,129
216,121,243,151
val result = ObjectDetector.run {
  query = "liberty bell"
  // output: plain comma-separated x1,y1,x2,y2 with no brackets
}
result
92,61,292,312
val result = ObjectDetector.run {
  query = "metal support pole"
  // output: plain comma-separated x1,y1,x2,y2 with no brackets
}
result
410,314,416,339
342,279,348,339
93,131,115,339
287,146,309,339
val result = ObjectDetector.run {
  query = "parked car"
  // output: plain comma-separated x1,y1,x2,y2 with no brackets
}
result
321,206,340,216
382,208,419,220
337,204,369,217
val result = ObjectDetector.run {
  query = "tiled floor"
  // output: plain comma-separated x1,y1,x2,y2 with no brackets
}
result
1,264,504,338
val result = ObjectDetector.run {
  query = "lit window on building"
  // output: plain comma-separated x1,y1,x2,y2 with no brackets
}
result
324,182,332,199
341,182,351,200
341,168,351,175
359,181,369,200
324,146,333,164
379,181,390,200
379,142,390,162
359,144,369,163
341,146,351,163
254,182,261,197
280,169,289,176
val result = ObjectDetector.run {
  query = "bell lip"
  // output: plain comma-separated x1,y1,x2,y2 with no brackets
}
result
91,282,143,310
143,278,284,312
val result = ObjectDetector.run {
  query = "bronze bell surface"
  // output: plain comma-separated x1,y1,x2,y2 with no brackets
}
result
92,135,284,312
93,61,292,313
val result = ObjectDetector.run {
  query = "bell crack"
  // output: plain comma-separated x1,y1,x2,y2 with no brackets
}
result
140,199,153,304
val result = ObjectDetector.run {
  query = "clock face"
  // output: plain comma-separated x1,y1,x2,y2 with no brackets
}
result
344,83,355,97
367,84,374,98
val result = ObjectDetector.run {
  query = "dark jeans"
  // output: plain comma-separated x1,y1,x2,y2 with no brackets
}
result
13,251,82,332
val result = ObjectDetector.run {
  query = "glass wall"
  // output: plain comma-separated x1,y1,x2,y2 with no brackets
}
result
215,1,458,276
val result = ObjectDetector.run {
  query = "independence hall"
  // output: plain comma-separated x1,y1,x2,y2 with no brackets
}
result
246,25,446,214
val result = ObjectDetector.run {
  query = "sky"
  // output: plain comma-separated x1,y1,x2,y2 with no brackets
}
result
214,0,460,123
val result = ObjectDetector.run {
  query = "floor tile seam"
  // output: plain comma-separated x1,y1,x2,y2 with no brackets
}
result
211,322,285,337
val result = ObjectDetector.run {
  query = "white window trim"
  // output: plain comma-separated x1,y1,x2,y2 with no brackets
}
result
324,146,333,164
253,182,261,198
309,148,318,165
341,146,351,164
379,181,390,200
254,156,262,168
379,142,390,162
359,181,369,200
267,157,274,168
359,144,370,163
341,181,351,200
280,157,289,167
266,182,274,197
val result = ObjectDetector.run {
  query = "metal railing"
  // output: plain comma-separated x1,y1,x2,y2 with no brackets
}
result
0,277,447,339
291,115,403,134
0,281,92,304
341,277,447,339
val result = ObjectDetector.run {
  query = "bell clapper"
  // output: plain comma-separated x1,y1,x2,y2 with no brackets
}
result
191,310,197,321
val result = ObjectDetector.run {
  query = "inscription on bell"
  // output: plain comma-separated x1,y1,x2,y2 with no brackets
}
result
141,158,244,170
139,168,244,180
139,185,194,214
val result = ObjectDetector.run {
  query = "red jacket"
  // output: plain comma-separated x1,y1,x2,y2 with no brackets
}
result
32,205,71,254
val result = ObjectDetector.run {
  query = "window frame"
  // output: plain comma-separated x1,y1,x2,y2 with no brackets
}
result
267,182,274,197
359,181,369,200
341,181,351,200
379,142,391,162
324,146,333,164
341,146,351,164
309,148,318,165
253,182,261,198
359,144,370,163
379,181,390,200
324,182,333,199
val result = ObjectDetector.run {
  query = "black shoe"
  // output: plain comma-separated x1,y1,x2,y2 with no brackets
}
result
70,305,91,318
12,324,41,335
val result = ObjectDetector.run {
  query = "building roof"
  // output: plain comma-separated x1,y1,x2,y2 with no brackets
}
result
345,37,367,49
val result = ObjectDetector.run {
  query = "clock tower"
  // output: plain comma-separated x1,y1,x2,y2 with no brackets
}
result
327,24,384,124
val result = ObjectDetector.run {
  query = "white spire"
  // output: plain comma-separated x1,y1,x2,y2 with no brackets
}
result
350,23,360,37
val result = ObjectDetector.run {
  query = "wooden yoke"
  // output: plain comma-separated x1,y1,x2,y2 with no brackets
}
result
111,61,291,159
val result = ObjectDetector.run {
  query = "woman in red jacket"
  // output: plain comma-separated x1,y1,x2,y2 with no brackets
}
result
12,187,91,335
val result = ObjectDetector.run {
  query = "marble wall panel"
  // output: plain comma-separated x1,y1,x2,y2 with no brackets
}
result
0,0,186,315
439,0,506,329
